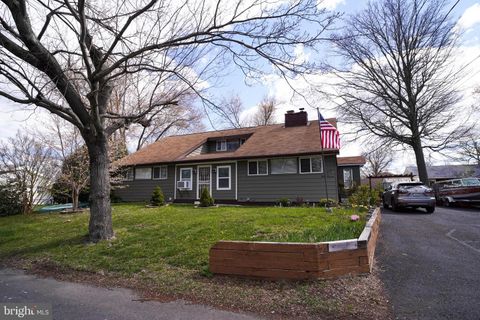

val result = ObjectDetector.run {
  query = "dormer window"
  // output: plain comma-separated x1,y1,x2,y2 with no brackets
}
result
211,134,251,153
227,140,240,151
216,140,226,151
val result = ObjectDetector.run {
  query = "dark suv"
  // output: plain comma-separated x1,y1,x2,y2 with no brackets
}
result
383,182,436,213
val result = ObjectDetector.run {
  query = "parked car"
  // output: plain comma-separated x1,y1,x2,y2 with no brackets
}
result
383,182,436,213
432,177,480,206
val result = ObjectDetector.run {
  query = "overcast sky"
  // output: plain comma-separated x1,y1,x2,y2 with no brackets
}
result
0,0,479,173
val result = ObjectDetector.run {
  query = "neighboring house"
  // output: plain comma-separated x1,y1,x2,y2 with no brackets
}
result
404,164,480,185
115,110,343,204
0,169,53,205
363,172,416,190
337,156,365,189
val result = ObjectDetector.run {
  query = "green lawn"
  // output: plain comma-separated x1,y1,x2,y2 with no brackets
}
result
0,204,382,319
0,203,365,274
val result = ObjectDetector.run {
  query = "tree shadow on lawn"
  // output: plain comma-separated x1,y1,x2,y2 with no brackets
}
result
2,234,87,258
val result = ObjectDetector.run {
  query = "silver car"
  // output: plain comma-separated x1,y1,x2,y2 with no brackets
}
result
383,182,436,213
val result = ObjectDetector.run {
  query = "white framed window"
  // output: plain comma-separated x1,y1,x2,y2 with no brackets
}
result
216,140,226,151
135,167,152,180
248,160,268,176
343,168,353,189
179,168,193,190
271,158,297,174
123,167,134,181
153,166,168,180
227,140,240,151
216,165,231,190
299,157,323,174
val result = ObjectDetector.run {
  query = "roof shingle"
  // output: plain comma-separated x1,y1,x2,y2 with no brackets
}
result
118,120,339,166
337,156,366,166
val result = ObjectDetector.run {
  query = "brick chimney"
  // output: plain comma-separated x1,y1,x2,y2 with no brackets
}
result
284,108,308,127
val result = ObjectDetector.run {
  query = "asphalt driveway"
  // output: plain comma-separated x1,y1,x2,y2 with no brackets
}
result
377,206,480,320
0,268,260,320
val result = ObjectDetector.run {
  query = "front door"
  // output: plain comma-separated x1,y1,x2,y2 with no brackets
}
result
197,166,211,198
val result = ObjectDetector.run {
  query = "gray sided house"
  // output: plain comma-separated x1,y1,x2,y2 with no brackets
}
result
115,110,341,204
336,156,366,198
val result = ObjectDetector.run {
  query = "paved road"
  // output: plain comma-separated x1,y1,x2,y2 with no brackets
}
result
0,268,261,320
377,206,480,320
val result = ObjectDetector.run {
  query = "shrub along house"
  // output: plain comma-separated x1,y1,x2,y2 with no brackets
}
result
115,110,343,204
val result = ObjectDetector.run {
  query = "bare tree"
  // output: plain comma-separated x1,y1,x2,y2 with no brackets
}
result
0,0,337,241
0,133,55,214
331,0,470,183
456,134,480,165
251,96,277,126
131,101,204,151
215,94,278,128
456,88,480,165
362,145,394,177
106,76,204,150
134,107,204,151
214,93,246,128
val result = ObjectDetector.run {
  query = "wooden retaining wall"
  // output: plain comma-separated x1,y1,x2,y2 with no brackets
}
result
209,207,381,280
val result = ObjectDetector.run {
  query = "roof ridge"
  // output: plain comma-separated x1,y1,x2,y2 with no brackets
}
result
162,123,279,139
158,118,337,140
117,117,340,167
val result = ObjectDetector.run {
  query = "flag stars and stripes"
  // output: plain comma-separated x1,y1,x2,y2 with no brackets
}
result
317,109,340,149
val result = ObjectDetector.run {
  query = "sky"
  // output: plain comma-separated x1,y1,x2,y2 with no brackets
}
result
219,0,480,107
214,0,480,172
0,0,479,173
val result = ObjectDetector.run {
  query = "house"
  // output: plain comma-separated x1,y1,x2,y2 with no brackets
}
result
115,110,348,204
404,164,480,185
0,169,53,205
337,156,366,189
335,156,366,199
363,172,415,190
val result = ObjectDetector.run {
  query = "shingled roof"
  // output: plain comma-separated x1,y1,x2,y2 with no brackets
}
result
404,164,480,180
118,120,339,166
337,156,366,166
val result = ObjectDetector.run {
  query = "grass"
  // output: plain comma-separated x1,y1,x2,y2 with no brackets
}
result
0,203,366,273
0,204,388,319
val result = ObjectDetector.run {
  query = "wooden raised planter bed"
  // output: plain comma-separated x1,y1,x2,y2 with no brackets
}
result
209,207,381,280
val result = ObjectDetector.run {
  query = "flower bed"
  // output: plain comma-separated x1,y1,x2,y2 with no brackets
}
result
209,207,381,280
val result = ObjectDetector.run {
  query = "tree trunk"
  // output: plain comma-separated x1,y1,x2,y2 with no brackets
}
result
72,186,79,211
21,191,29,215
412,138,429,184
86,135,113,242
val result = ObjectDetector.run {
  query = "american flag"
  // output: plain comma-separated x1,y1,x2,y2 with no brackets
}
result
317,109,340,149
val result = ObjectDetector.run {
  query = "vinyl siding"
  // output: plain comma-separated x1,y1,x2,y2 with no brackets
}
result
115,156,338,203
113,164,175,202
211,163,236,200
176,163,237,200
237,155,338,202
186,144,208,158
